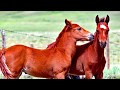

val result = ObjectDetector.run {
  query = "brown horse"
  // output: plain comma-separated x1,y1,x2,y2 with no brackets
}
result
48,15,110,79
0,19,94,79
66,15,110,79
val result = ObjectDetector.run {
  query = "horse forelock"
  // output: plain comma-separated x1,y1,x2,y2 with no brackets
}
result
99,17,105,22
97,22,109,30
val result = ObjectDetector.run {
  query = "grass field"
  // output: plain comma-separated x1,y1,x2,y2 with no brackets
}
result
0,11,120,79
0,11,120,33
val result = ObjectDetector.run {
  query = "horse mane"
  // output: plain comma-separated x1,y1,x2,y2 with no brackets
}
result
47,22,80,49
56,25,68,41
47,25,69,49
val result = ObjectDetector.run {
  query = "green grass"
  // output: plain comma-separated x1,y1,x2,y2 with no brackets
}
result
103,65,120,79
0,11,120,33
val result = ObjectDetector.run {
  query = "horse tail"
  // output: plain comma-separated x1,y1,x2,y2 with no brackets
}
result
0,48,12,79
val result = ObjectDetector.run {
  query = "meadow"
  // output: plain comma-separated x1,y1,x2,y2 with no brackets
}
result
0,11,120,79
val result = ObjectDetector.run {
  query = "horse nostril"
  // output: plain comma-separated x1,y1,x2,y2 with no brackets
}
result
88,33,94,41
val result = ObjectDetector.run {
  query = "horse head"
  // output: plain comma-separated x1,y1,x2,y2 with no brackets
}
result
65,19,94,41
47,19,94,49
95,15,110,48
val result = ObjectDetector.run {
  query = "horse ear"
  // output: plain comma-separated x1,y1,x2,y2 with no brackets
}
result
105,15,110,24
65,19,72,28
95,15,99,24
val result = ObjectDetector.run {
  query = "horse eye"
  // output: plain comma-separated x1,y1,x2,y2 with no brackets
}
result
77,27,81,30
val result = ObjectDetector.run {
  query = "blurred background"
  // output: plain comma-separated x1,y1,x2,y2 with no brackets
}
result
0,11,120,79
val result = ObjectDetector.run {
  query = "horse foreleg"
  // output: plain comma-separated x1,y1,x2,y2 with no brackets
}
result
54,71,66,79
94,72,103,79
65,74,73,79
85,70,93,79
65,74,80,79
84,66,93,79
70,75,81,79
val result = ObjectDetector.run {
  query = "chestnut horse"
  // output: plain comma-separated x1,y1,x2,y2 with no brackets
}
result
0,19,94,79
66,15,110,79
48,15,110,79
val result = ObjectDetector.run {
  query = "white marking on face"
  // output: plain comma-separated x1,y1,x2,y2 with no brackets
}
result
100,24,107,29
103,31,105,37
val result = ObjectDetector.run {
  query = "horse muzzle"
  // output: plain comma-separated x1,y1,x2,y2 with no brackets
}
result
88,33,94,41
100,41,107,48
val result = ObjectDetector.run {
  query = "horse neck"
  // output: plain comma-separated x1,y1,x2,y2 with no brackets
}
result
93,32,105,57
55,32,77,58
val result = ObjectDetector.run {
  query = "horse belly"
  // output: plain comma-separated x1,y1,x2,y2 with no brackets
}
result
23,64,54,78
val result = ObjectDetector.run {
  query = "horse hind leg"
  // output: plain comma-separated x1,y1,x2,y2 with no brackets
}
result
4,69,23,79
94,72,103,79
